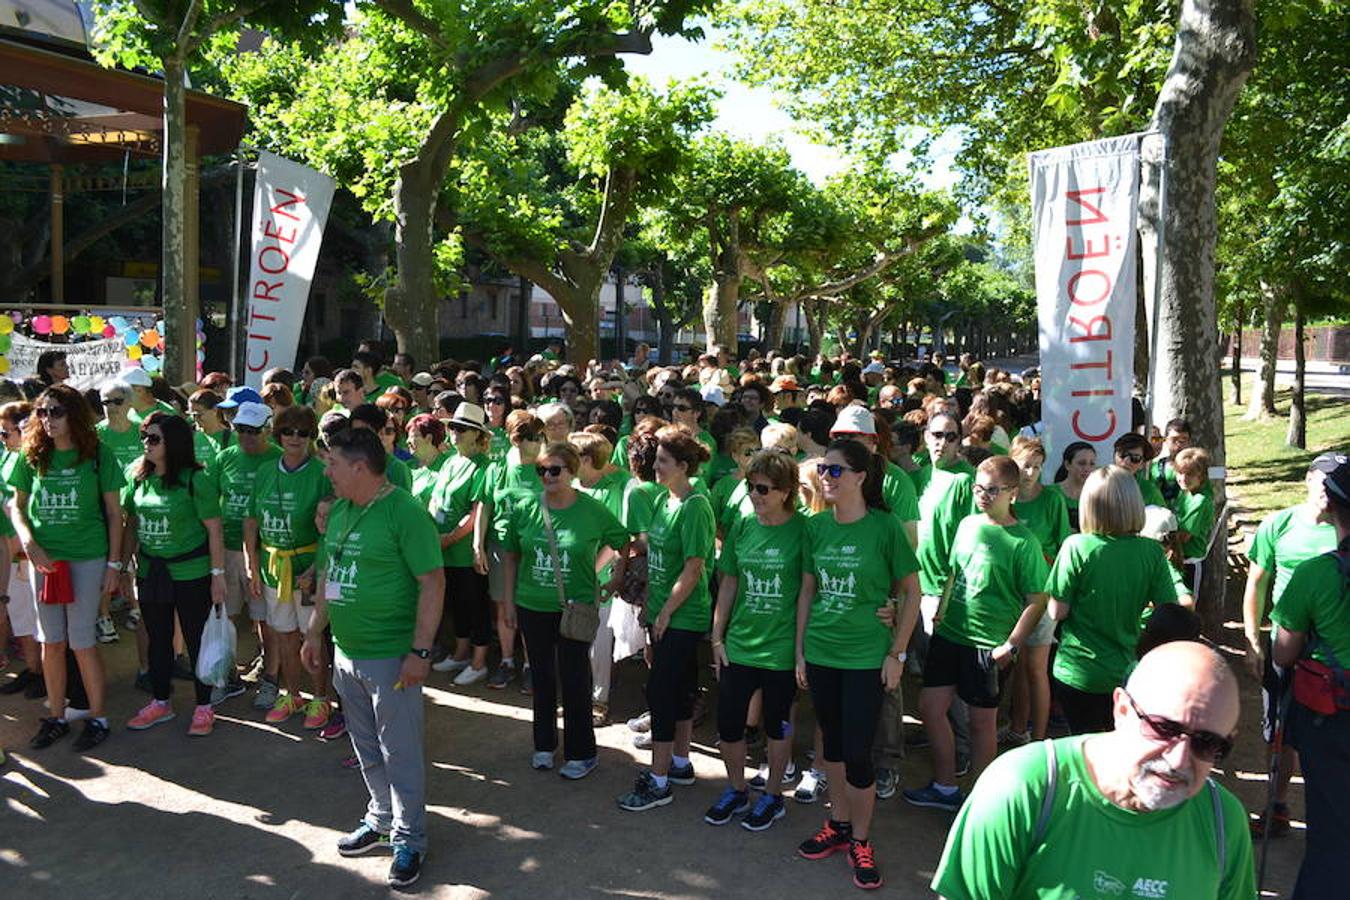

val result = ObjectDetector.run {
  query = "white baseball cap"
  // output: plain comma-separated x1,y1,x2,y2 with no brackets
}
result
231,401,272,429
121,368,153,388
830,403,877,437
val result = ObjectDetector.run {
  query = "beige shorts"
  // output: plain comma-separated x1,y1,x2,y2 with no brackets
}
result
262,583,312,634
223,550,266,622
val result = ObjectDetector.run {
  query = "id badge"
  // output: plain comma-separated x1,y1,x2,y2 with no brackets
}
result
324,579,341,601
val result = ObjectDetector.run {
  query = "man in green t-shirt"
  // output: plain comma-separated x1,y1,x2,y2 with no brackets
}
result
301,427,443,890
121,368,179,425
933,641,1254,900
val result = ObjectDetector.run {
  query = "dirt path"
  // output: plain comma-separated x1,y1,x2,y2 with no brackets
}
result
1,613,1304,898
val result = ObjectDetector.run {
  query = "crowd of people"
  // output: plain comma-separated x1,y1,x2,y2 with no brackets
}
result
0,341,1342,896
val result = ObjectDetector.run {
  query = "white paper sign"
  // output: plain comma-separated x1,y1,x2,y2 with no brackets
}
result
8,333,128,391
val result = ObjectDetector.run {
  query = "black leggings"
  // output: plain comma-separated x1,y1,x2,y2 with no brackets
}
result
443,566,491,648
140,575,213,706
807,662,885,789
717,662,795,742
518,607,595,761
1052,676,1114,735
647,628,702,743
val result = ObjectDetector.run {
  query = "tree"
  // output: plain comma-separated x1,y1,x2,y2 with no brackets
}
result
446,79,715,365
91,0,344,382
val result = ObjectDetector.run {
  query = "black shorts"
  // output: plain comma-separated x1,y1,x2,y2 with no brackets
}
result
717,662,796,742
923,633,1005,709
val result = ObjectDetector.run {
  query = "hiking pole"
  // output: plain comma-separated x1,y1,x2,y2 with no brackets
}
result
1257,685,1293,892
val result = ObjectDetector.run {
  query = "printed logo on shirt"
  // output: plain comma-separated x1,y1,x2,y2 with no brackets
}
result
648,546,666,577
1130,878,1168,899
325,556,359,602
1092,870,1126,896
260,507,294,543
140,515,172,539
530,543,571,584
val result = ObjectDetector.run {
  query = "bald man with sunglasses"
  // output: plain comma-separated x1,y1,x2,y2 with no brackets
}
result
933,641,1255,900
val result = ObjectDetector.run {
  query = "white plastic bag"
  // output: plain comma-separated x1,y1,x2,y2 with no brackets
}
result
608,596,646,662
196,607,237,687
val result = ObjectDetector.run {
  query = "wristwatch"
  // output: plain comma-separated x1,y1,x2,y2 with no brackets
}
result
892,650,908,663
410,647,432,660
209,567,226,576
1000,642,1020,661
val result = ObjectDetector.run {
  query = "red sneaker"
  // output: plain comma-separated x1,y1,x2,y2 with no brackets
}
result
849,838,883,890
798,819,852,860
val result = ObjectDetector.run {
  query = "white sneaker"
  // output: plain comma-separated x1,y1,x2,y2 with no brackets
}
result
453,665,487,686
750,759,799,789
626,711,652,733
793,768,827,804
432,656,469,674
632,731,652,750
65,706,92,721
96,615,119,643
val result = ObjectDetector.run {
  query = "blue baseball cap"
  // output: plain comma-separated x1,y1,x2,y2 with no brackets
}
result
218,386,264,409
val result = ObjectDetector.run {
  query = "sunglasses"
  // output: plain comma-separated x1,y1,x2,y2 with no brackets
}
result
747,482,775,495
1120,452,1145,464
102,397,126,407
672,404,694,412
448,423,469,434
279,428,313,439
816,463,858,479
1124,691,1233,762
235,424,263,436
535,464,567,478
973,483,1012,497
485,397,507,405
141,432,163,446
929,430,959,442
381,426,398,435
35,407,67,420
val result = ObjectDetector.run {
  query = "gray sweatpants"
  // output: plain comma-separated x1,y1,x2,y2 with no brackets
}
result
333,650,427,854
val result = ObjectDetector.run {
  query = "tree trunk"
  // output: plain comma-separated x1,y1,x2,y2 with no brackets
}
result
648,271,676,364
1229,294,1243,405
764,301,786,352
1245,283,1283,419
703,274,741,354
389,160,442,369
161,56,191,384
515,276,532,352
804,299,824,358
1286,296,1306,448
1138,0,1256,629
554,279,602,369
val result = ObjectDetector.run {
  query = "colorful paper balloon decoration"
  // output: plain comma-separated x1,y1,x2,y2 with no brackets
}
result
33,315,51,335
88,316,105,333
126,345,142,360
0,333,10,354
50,315,69,334
142,355,161,373
72,316,91,334
0,317,12,335
140,329,160,349
102,324,117,338
0,358,8,374
109,316,127,331
10,311,22,324
123,329,139,347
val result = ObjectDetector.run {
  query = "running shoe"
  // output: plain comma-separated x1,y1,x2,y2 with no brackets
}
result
559,757,598,780
632,731,653,750
72,719,110,752
253,678,279,710
955,756,972,778
749,760,797,789
124,607,142,631
486,661,516,689
798,819,852,859
135,670,154,694
209,677,246,707
793,768,828,804
387,843,424,888
703,786,750,825
453,665,488,686
431,655,468,674
668,760,695,785
188,705,215,737
591,703,610,727
319,711,348,741
875,768,898,800
616,771,673,812
336,822,390,857
519,665,533,695
127,701,176,730
849,838,883,890
302,698,331,730
741,793,786,832
95,615,119,644
998,725,1030,747
30,717,69,749
626,711,652,733
265,693,305,724
239,653,266,683
531,750,555,770
1,669,40,696
902,782,965,812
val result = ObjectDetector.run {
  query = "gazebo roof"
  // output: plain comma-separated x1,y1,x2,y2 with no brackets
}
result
0,34,247,163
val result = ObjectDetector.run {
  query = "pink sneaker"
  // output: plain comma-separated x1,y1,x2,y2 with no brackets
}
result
127,700,175,730
188,705,215,737
302,698,331,730
265,692,305,724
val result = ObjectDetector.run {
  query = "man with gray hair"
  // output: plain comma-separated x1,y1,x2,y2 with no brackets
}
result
933,641,1255,899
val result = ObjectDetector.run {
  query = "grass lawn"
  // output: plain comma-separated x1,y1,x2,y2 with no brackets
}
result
1225,390,1350,522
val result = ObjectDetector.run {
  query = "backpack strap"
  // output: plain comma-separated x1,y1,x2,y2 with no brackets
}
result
1032,738,1059,847
1207,779,1226,873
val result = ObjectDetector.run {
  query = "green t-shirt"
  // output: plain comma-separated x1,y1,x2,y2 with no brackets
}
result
0,449,17,538
488,427,510,463
932,736,1255,900
1013,486,1072,561
646,490,716,632
610,434,632,471
717,511,807,671
883,460,921,527
1271,553,1350,666
938,516,1049,649
430,453,490,567
214,444,283,550
1135,469,1166,507
1046,482,1082,532
248,457,331,588
127,399,179,426
410,451,452,506
124,469,220,580
486,461,544,545
706,452,736,488
579,469,635,582
622,479,665,534
8,444,123,561
1247,505,1337,613
191,429,219,470
504,492,628,613
914,463,975,596
374,371,406,392
804,508,918,670
97,421,143,473
385,454,413,492
1171,481,1215,559
1048,534,1180,693
711,474,751,532
318,486,442,659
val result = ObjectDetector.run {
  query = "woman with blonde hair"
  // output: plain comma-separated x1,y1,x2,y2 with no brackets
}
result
1046,465,1190,734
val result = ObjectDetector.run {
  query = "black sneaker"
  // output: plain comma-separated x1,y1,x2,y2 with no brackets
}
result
668,760,696,785
387,843,424,889
798,819,852,859
741,793,786,832
30,717,70,749
336,822,390,857
486,661,515,690
703,786,750,825
134,670,154,694
616,771,673,811
518,665,533,695
72,719,110,752
0,668,39,695
849,838,883,890
25,675,48,700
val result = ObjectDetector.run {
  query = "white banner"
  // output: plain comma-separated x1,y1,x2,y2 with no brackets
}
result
1029,135,1139,478
8,333,128,391
243,151,335,388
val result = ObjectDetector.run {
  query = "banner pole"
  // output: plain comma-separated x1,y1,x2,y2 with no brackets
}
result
1144,133,1169,428
229,152,244,382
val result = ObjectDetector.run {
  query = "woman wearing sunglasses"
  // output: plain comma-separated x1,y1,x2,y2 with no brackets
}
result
1113,432,1166,508
8,385,125,751
95,382,142,472
706,449,807,832
1046,466,1188,735
501,442,628,779
709,427,762,536
795,439,920,890
670,388,717,458
906,456,1049,812
119,413,227,736
428,403,494,687
243,405,333,729
481,389,512,463
617,425,715,813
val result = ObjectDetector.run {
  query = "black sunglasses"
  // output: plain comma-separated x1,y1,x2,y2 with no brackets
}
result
816,463,858,479
747,482,774,495
141,432,163,446
102,397,126,407
672,403,694,412
235,424,263,436
279,428,313,439
1124,691,1233,762
535,464,567,478
929,430,959,442
485,397,507,405
1120,452,1145,464
448,423,469,434
35,407,66,420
